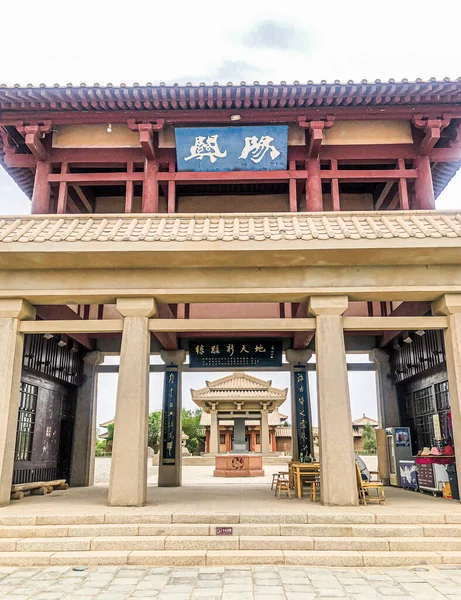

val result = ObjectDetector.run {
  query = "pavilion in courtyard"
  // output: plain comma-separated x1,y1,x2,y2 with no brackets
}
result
0,79,461,508
192,372,288,454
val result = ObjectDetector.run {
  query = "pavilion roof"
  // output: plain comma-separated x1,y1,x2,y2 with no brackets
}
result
1,79,461,112
1,79,461,200
191,372,287,402
352,414,379,427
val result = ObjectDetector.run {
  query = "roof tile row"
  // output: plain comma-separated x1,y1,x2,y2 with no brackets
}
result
0,212,460,244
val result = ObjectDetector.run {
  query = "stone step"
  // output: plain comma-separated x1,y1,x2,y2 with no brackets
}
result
1,512,457,526
0,522,459,539
0,549,458,567
4,535,461,553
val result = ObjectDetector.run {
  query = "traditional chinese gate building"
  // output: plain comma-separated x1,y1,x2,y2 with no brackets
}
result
1,79,461,507
192,372,288,454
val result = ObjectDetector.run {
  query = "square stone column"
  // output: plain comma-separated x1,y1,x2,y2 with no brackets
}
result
108,298,156,507
260,406,270,454
432,294,461,500
309,295,358,506
70,351,103,487
369,348,400,429
209,408,219,454
0,299,36,506
158,350,186,487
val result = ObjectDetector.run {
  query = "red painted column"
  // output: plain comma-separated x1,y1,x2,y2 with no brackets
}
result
225,431,231,452
205,429,210,453
142,159,159,213
414,156,435,210
31,161,51,214
306,158,323,211
271,430,277,452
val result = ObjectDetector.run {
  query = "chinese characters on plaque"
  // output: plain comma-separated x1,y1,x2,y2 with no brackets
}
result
175,126,288,172
293,365,312,460
189,339,283,368
161,367,179,465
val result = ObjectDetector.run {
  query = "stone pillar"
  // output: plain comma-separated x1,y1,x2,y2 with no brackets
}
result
260,408,270,454
309,295,358,506
233,418,246,452
0,299,36,506
432,294,461,501
70,351,103,487
209,409,219,454
158,350,186,487
369,348,400,429
108,298,156,507
287,349,313,461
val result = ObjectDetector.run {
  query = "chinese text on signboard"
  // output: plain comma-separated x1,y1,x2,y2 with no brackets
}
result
175,126,288,172
293,365,312,460
189,339,283,369
161,367,179,465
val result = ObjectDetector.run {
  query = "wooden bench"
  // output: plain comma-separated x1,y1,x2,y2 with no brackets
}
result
11,479,68,501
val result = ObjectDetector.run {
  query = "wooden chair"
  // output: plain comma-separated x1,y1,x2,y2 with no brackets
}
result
309,476,321,502
355,462,386,505
276,477,291,499
271,471,289,492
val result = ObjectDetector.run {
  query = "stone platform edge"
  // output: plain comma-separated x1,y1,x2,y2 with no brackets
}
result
0,549,459,567
0,512,459,526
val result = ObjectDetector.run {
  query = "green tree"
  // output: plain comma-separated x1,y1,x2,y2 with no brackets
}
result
182,408,204,454
106,422,114,443
95,439,107,456
148,411,162,452
362,424,377,454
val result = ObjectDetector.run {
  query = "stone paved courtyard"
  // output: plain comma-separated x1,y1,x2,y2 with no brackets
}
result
2,564,461,599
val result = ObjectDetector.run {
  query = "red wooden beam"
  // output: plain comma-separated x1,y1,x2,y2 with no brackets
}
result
31,161,52,214
23,125,48,161
320,168,417,181
125,162,134,213
167,162,176,213
142,159,158,212
414,155,435,209
375,182,394,210
56,163,68,213
413,117,451,156
138,125,156,160
397,158,409,210
330,159,340,211
289,160,297,212
4,105,460,125
5,144,461,171
48,172,144,184
72,185,94,213
298,117,335,158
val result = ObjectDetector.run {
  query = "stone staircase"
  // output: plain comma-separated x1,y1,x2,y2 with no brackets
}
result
0,512,459,567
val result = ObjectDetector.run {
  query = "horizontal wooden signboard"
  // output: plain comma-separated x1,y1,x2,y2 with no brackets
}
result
189,339,283,368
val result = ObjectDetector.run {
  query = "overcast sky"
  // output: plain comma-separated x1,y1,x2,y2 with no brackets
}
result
1,0,460,426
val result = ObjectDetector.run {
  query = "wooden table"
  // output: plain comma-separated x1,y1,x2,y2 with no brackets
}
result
291,462,320,499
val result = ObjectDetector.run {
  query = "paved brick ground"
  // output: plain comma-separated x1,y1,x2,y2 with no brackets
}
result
1,564,461,599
